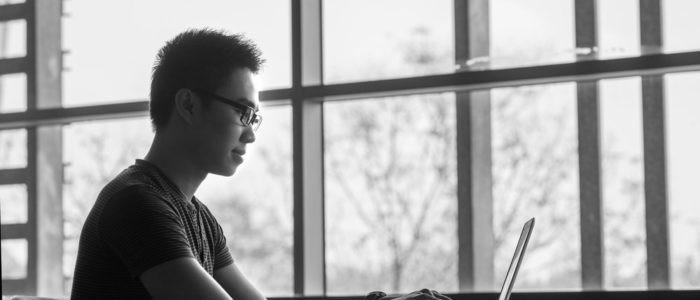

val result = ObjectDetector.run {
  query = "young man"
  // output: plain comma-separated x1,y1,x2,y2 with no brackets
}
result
71,29,266,300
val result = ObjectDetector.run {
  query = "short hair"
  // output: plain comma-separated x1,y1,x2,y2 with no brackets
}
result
150,28,264,131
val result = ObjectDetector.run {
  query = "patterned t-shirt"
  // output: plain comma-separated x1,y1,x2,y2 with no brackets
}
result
70,159,234,300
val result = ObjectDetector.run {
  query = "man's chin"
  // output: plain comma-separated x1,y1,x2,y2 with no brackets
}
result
211,164,239,177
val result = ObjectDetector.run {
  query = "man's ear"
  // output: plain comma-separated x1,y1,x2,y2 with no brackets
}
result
173,88,196,124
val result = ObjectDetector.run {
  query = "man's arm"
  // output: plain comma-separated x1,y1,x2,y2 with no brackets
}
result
214,262,267,300
140,257,233,300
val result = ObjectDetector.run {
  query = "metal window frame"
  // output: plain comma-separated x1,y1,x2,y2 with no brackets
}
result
2,52,698,130
291,0,326,295
1,0,700,296
0,57,28,74
0,168,26,184
640,0,671,290
0,3,30,22
575,0,604,290
1,0,63,296
454,0,494,292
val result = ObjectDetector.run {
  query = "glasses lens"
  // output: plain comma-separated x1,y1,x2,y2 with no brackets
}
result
240,109,252,125
239,109,261,131
251,115,262,131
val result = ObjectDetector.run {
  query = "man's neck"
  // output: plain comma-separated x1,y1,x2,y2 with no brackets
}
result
143,135,206,201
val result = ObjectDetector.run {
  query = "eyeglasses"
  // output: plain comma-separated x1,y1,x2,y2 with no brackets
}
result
191,88,262,131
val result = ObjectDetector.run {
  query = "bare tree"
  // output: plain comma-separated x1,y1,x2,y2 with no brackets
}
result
324,26,456,292
324,26,587,292
325,93,456,291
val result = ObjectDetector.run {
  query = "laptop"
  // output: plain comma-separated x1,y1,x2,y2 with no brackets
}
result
369,218,535,300
498,217,535,300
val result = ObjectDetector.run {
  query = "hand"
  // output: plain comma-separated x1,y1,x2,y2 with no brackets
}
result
390,289,452,300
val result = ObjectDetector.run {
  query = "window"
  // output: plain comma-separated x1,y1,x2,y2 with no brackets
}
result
490,0,574,68
2,0,699,297
60,108,294,296
62,0,291,107
324,94,457,294
1,239,27,280
0,19,26,59
323,0,454,83
0,73,26,113
666,72,700,289
0,184,27,224
491,83,581,290
600,77,646,288
597,0,640,59
0,0,25,5
664,0,700,53
62,117,153,291
0,129,26,168
197,105,293,296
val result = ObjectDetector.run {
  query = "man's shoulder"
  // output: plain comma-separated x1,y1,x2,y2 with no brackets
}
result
92,173,183,233
84,164,168,221
98,164,161,200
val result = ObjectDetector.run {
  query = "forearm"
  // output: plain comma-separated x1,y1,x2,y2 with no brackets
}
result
214,263,267,300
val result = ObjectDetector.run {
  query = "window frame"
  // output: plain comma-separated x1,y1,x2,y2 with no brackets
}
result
2,0,700,296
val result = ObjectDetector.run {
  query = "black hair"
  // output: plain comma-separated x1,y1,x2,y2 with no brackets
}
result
149,28,264,131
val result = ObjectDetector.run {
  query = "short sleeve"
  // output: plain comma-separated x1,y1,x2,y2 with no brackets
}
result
200,203,234,270
213,220,234,270
99,186,194,278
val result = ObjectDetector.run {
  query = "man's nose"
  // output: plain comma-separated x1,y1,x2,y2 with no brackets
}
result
241,126,256,144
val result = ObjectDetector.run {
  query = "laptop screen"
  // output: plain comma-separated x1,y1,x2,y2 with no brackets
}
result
498,218,535,300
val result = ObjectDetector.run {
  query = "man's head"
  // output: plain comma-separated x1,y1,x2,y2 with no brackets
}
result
150,29,265,176
150,28,264,131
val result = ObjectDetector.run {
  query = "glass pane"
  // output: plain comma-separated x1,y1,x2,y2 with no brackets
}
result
62,117,153,290
0,129,26,169
0,0,25,5
323,0,454,83
0,184,27,224
490,0,575,69
324,94,458,294
664,0,700,53
1,239,28,279
62,0,290,107
197,105,293,296
0,73,27,113
0,19,26,59
598,0,640,59
491,82,581,290
666,71,700,289
600,77,647,288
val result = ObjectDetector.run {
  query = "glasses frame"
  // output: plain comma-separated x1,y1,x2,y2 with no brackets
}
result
191,88,262,131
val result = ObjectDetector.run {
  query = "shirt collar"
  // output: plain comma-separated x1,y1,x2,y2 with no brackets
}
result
134,159,195,210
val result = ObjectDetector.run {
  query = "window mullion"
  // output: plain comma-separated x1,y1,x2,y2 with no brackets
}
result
291,0,325,296
454,0,494,292
575,0,604,290
24,0,64,296
639,0,670,290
